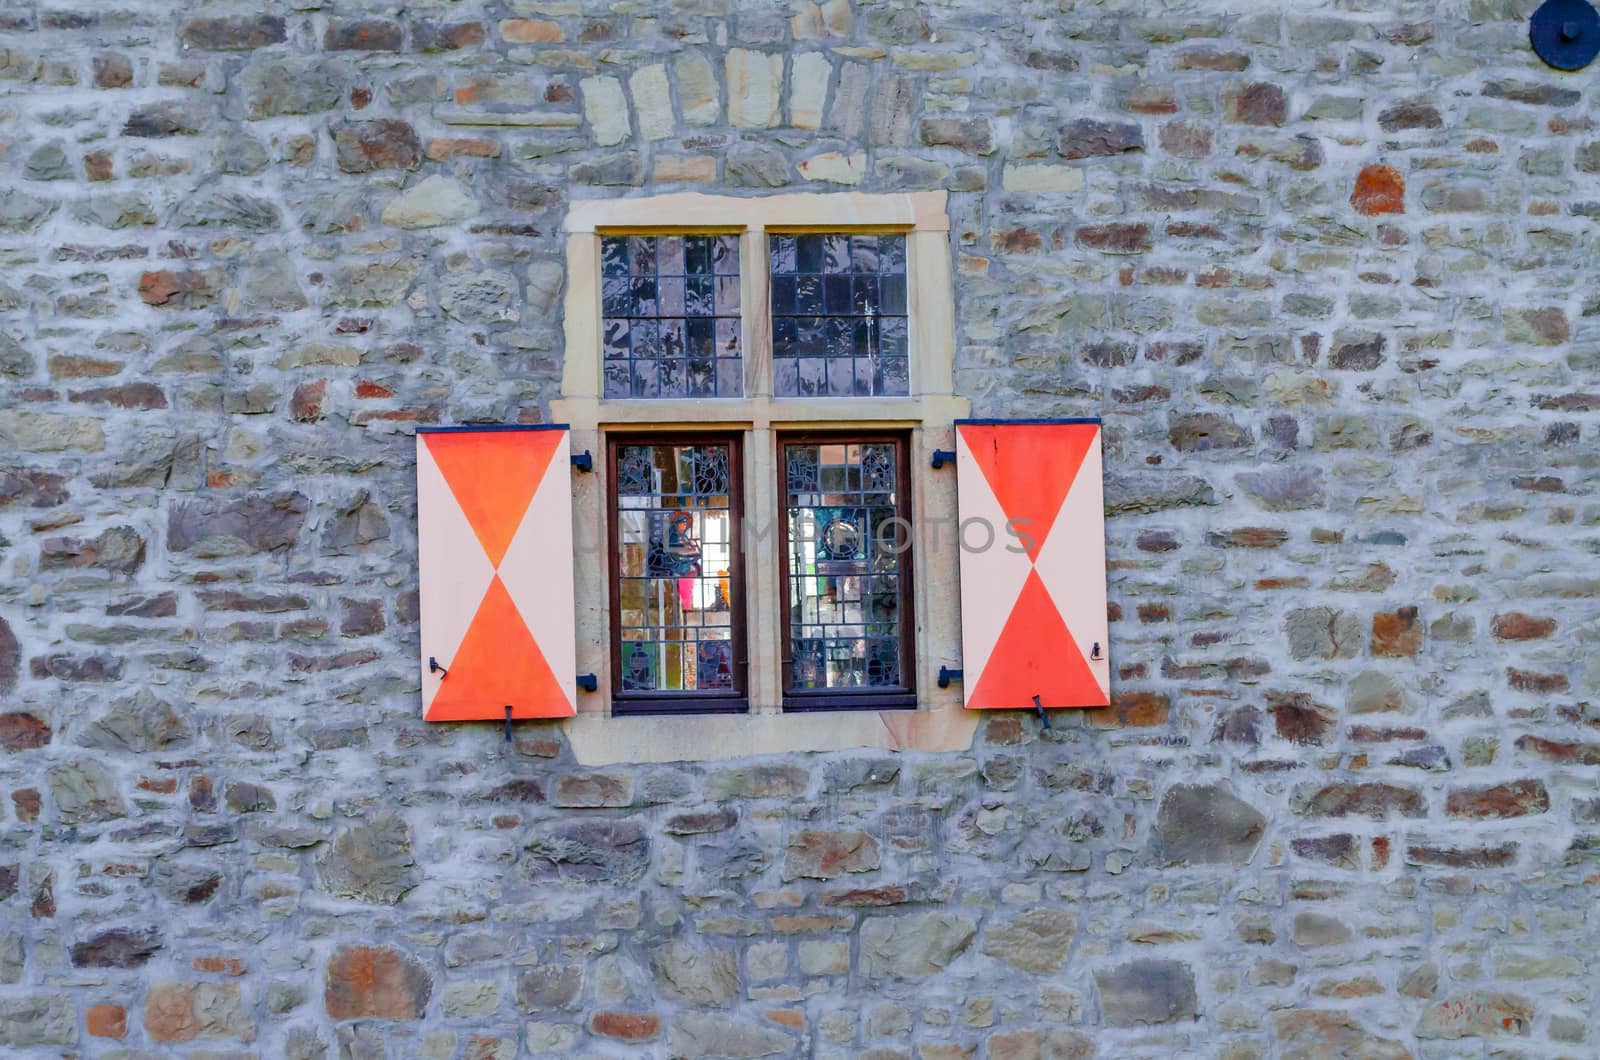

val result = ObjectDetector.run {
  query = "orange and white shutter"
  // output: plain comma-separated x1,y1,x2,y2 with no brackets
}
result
416,425,577,721
955,419,1110,710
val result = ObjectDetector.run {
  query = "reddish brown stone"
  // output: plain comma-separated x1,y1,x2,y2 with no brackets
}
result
1269,691,1336,746
500,18,564,43
414,20,486,52
784,829,880,879
1174,48,1249,71
1224,83,1287,126
590,1012,660,1040
138,269,214,309
1491,612,1555,640
1076,222,1151,254
333,120,421,173
1406,843,1517,868
1206,528,1289,549
324,945,432,1020
325,19,402,50
1352,164,1405,215
84,149,113,181
425,138,500,161
0,713,51,752
1514,734,1600,765
1507,668,1568,693
143,983,195,1042
12,788,40,821
1372,607,1422,657
69,383,168,410
93,53,133,89
1298,782,1425,819
291,379,328,422
1158,122,1212,158
87,1003,127,1038
1084,691,1170,730
1446,779,1550,819
821,885,911,907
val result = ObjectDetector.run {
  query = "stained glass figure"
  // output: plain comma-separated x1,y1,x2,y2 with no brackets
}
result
614,441,740,698
782,440,907,694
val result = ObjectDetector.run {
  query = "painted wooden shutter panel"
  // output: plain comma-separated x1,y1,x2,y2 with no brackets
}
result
416,425,577,721
955,419,1110,710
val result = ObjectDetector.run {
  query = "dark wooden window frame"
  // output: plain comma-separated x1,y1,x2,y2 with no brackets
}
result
606,431,749,716
776,430,917,712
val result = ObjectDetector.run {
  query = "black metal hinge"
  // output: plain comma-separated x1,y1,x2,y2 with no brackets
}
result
571,450,593,472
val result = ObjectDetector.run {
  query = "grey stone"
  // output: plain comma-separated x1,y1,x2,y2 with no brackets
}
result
170,189,281,231
0,995,75,1047
78,689,192,752
982,908,1077,973
70,926,162,967
1237,466,1325,511
242,252,308,311
651,941,739,1005
438,268,518,324
1285,607,1361,660
1058,118,1144,159
860,913,977,977
515,966,581,1011
48,760,126,823
0,189,56,231
782,829,880,879
1095,959,1198,1026
1151,782,1266,866
24,142,69,180
315,811,419,905
169,491,308,556
241,59,346,118
523,820,650,883
726,143,791,187
669,1012,794,1058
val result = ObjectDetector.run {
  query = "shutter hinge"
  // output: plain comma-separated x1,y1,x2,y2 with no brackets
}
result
930,449,956,469
936,665,962,689
570,450,594,472
576,673,598,693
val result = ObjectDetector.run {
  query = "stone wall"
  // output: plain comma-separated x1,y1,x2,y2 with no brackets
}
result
1,0,1596,1056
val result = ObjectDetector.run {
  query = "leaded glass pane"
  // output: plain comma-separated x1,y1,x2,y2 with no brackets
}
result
602,235,742,399
770,233,909,398
783,441,906,691
615,443,737,693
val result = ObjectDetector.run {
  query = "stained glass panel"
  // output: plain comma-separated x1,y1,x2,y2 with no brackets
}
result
782,440,908,693
614,442,739,695
770,233,909,398
602,235,742,399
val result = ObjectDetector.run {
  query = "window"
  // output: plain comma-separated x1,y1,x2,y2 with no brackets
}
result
601,234,742,399
770,233,908,398
555,191,974,761
778,435,915,710
607,435,746,715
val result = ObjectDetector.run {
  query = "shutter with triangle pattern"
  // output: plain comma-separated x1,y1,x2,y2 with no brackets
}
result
416,425,578,721
954,419,1111,711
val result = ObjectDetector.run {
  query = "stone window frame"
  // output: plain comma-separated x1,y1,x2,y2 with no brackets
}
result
553,190,974,764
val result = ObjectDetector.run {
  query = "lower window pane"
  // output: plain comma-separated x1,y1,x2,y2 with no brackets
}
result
614,441,740,696
782,440,909,694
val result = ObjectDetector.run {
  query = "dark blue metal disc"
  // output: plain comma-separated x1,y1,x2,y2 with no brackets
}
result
1531,0,1600,71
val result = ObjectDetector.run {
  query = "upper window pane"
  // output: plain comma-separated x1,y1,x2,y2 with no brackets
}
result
602,235,742,399
770,233,909,399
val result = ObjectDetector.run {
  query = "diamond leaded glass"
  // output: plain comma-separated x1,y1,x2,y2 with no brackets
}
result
769,233,909,398
782,440,907,693
602,235,742,399
614,442,738,696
